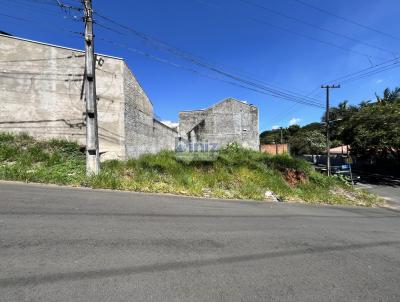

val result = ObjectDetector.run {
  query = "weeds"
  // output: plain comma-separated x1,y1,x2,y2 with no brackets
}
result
0,133,381,206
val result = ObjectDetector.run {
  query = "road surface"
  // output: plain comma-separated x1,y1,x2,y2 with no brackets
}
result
0,182,399,301
357,173,400,209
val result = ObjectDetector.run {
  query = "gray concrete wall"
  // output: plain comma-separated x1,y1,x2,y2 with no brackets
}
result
0,35,256,160
0,34,178,160
179,110,208,142
123,63,177,158
153,119,178,153
179,98,259,150
0,34,126,159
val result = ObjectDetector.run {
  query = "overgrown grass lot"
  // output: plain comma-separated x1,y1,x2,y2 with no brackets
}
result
0,133,381,206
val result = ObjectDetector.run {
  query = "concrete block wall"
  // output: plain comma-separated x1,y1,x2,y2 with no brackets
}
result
179,110,208,142
0,34,126,159
1,35,259,160
0,34,178,160
123,63,177,158
152,119,178,153
179,98,259,150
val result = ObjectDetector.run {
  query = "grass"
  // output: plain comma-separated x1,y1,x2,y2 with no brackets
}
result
0,132,382,206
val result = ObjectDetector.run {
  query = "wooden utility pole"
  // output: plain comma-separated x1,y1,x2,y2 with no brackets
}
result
321,84,340,176
83,0,100,175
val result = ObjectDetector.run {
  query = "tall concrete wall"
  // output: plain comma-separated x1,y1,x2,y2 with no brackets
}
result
179,98,259,150
123,63,177,158
0,34,178,160
0,34,126,159
1,35,259,160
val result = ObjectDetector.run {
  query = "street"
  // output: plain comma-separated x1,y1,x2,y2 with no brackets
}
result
0,182,399,301
357,172,400,209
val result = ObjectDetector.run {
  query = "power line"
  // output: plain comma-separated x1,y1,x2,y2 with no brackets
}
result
265,43,400,122
94,14,325,107
98,37,324,108
249,16,385,62
53,0,83,12
0,0,79,21
193,0,400,124
97,33,323,107
338,63,400,84
303,55,400,100
270,63,400,124
15,0,81,10
195,0,397,125
327,60,400,85
239,0,396,57
93,13,324,108
0,13,83,37
291,0,400,42
196,0,385,62
306,57,400,96
96,19,312,100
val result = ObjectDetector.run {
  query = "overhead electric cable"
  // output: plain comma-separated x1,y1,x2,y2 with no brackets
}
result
94,13,324,107
0,13,83,36
196,0,385,62
97,37,324,108
239,0,396,57
291,0,400,41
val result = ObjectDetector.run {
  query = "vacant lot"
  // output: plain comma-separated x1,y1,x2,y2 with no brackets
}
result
0,133,380,206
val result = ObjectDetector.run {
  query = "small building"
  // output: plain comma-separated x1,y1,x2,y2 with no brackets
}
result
0,33,177,160
179,98,259,150
330,145,350,155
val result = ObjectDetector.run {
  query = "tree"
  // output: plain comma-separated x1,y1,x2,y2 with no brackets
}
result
287,125,301,136
375,87,400,103
342,97,400,160
289,130,326,155
259,87,400,160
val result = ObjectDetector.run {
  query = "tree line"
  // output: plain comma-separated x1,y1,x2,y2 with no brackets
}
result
260,87,400,162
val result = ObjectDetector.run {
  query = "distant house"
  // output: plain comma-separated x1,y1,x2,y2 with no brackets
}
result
330,145,350,155
179,98,259,150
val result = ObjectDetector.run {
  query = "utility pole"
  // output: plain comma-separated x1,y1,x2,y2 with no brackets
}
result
280,127,283,144
83,0,100,175
321,84,340,176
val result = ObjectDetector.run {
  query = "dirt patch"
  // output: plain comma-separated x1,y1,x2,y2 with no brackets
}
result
283,168,307,186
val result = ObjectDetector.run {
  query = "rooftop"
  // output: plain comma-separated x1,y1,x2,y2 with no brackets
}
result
180,97,255,113
0,33,123,61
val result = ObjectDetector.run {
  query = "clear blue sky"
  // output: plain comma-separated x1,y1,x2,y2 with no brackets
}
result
1,0,400,132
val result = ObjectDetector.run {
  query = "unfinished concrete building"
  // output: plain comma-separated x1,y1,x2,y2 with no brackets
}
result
1,34,259,158
179,98,259,150
0,33,177,160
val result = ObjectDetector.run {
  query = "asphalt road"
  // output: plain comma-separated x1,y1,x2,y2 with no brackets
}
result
357,173,400,209
1,182,400,302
